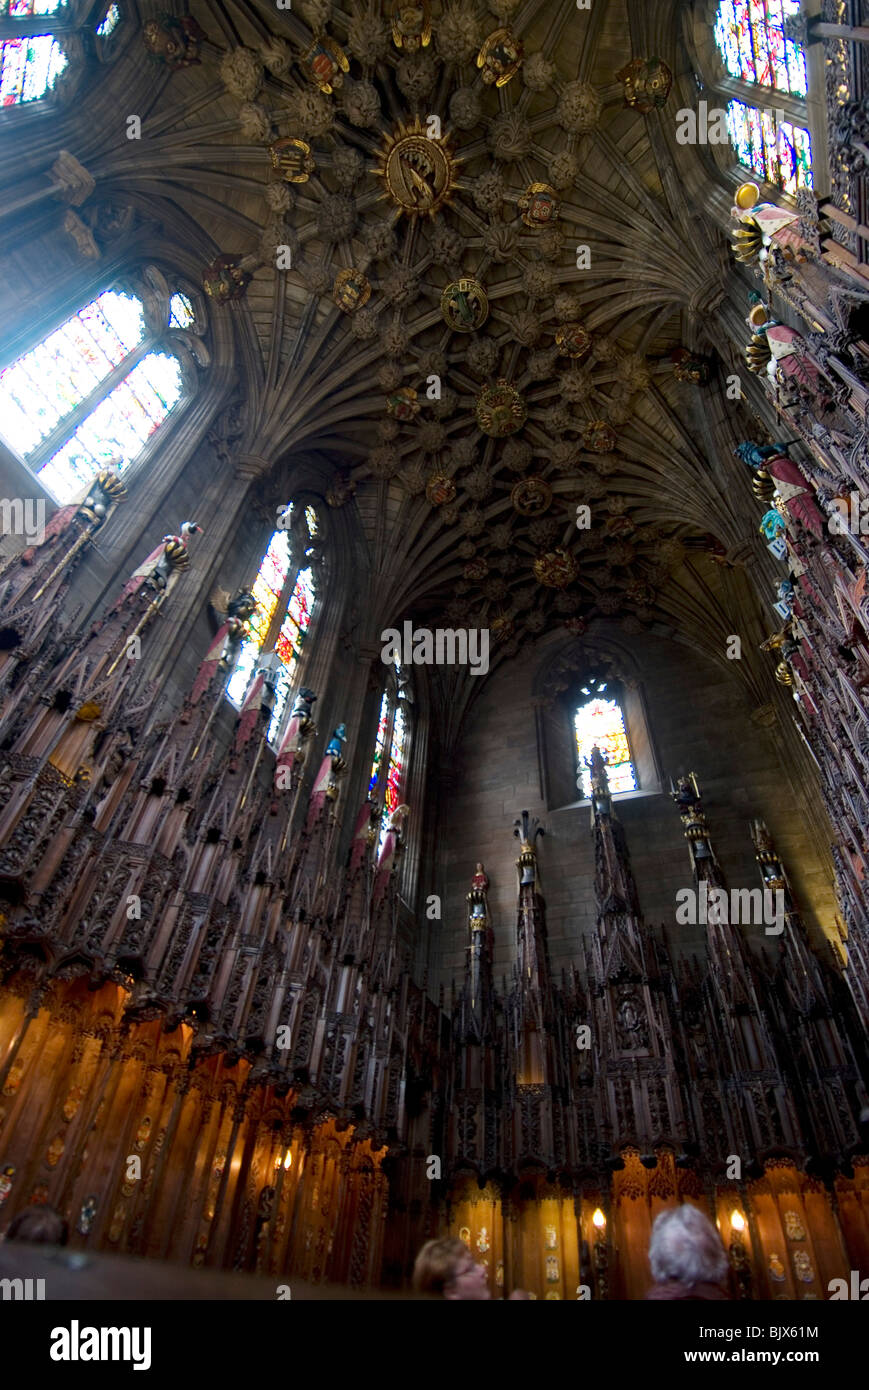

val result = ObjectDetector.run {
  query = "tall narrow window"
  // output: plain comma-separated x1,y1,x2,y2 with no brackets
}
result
95,4,120,37
0,30,66,103
0,283,200,502
226,505,320,745
714,1,806,95
574,679,636,798
368,670,409,853
2,1,65,15
710,0,812,193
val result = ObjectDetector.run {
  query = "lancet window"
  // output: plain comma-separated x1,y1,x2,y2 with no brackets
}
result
368,667,410,853
574,679,637,798
710,0,812,193
226,505,320,745
0,274,204,503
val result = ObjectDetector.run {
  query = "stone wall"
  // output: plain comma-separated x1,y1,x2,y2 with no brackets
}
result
432,626,838,989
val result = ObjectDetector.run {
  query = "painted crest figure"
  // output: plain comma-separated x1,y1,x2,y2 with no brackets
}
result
386,386,419,421
533,548,579,588
440,278,489,332
583,420,617,453
615,56,673,111
511,477,552,516
518,183,559,228
426,474,456,506
326,471,356,508
333,267,371,314
391,0,431,51
270,138,316,183
143,15,205,68
300,36,349,93
555,322,592,361
203,256,251,305
475,380,527,437
477,28,523,86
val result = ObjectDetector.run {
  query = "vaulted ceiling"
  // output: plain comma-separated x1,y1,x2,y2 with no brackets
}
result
5,0,785,710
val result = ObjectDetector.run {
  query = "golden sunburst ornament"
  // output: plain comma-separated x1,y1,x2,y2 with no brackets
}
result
375,117,459,217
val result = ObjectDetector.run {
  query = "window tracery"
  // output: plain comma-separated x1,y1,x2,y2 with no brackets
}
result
710,0,813,193
226,504,320,746
368,667,410,854
574,679,637,798
0,273,204,502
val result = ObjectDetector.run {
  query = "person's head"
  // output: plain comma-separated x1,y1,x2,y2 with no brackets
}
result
648,1205,727,1287
413,1237,490,1300
5,1205,68,1246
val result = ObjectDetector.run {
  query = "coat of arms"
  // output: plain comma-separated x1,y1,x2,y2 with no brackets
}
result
518,183,559,228
387,386,420,421
476,380,526,437
477,28,523,86
269,138,316,184
441,278,489,332
556,322,592,361
301,37,349,93
333,268,371,314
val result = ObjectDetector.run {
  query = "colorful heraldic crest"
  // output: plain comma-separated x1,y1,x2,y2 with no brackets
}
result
386,385,419,421
534,548,579,588
333,268,371,314
391,0,431,51
511,476,552,516
518,183,559,228
477,28,523,86
616,55,673,111
583,419,617,453
441,278,489,332
792,1249,814,1284
426,474,456,506
300,36,349,93
556,322,592,361
378,119,456,216
476,380,527,437
270,138,316,183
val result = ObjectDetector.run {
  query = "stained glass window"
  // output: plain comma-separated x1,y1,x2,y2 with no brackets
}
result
369,680,409,853
37,353,183,502
226,518,316,744
0,286,194,503
713,0,806,97
1,291,144,454
368,689,389,799
2,1,65,16
725,99,812,193
95,4,120,36
574,688,636,797
168,292,194,329
0,32,66,105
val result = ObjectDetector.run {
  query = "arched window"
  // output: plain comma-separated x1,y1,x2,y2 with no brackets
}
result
226,504,320,745
710,0,812,194
368,666,410,853
0,276,203,502
95,4,119,38
0,27,66,103
574,678,637,798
